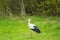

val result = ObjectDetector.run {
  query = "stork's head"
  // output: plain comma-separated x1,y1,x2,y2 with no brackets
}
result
28,19,30,22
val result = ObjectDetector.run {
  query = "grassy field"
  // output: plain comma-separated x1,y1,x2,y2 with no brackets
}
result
0,16,60,40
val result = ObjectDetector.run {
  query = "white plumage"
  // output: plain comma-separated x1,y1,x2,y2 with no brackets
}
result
28,19,35,29
28,23,35,29
28,19,41,33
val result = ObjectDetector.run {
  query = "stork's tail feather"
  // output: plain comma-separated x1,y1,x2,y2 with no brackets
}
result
37,29,41,33
31,26,41,33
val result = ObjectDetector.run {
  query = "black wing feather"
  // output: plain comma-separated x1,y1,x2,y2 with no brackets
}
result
31,26,41,33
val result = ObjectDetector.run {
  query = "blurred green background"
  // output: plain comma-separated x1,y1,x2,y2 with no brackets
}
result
0,0,60,40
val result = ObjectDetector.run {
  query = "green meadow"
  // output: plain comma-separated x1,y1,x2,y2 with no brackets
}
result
0,16,60,40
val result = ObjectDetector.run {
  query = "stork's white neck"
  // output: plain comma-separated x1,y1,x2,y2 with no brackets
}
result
28,19,30,24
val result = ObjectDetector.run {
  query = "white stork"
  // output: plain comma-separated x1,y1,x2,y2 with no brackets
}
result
28,19,41,33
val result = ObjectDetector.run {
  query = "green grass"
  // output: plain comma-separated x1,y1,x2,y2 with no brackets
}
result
0,16,60,40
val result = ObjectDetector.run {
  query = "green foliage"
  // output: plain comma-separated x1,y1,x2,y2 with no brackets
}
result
25,0,60,16
0,0,60,17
